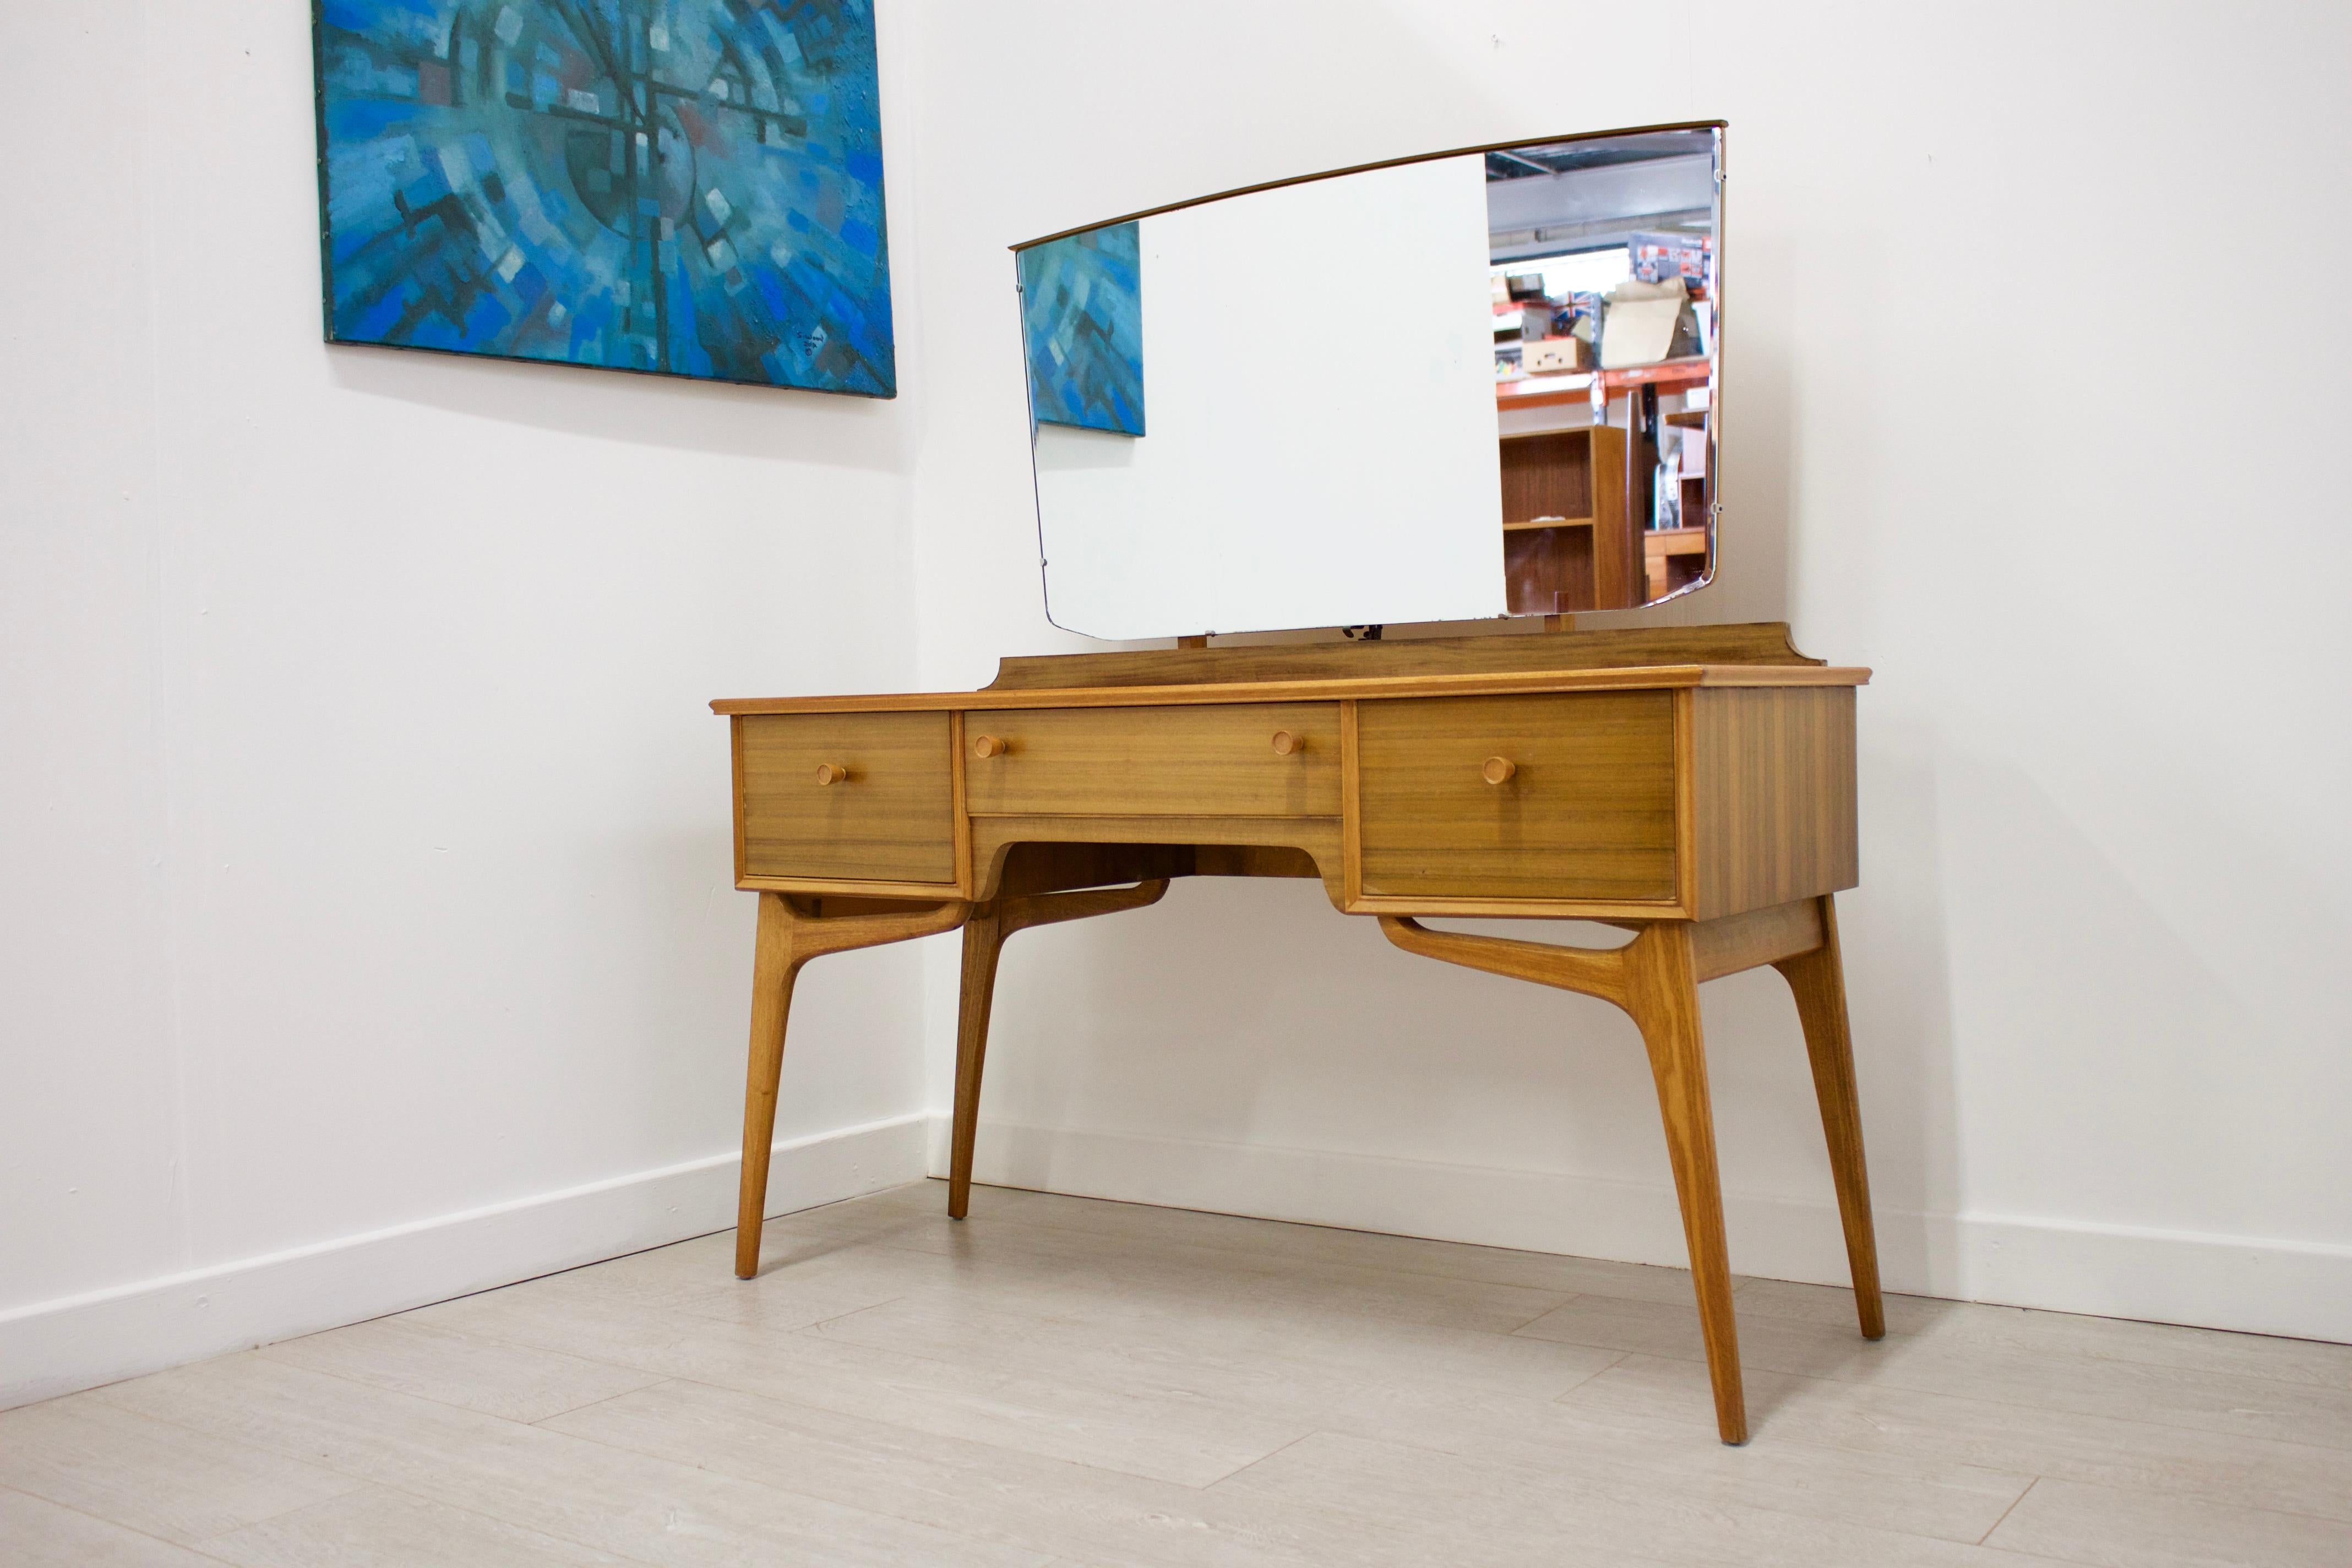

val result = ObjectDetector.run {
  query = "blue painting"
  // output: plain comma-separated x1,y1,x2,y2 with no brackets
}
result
312,0,894,395
1019,222,1143,435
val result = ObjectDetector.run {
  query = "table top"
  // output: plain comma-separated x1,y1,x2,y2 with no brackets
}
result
711,661,1870,717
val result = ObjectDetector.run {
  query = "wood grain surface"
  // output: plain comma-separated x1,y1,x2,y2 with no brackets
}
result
963,704,1341,818
1355,692,1678,903
737,712,956,885
1688,687,1859,919
980,621,1823,692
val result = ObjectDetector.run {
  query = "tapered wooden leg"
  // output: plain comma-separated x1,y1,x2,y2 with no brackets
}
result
948,902,1008,1219
732,894,972,1279
1380,914,1750,1445
940,877,1168,1221
1622,923,1747,1445
736,892,803,1278
1773,896,1885,1340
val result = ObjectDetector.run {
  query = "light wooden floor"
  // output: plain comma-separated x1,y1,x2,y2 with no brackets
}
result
5,1182,2349,1567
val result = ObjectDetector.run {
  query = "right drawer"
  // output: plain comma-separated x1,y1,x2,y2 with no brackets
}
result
1354,691,1678,902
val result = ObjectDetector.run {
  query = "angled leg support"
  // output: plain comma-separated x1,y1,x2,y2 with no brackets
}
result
949,879,1169,1218
1381,915,1745,1444
1381,899,1885,1445
737,892,970,1278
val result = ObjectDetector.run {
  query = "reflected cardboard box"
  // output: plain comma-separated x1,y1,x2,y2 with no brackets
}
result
1599,277,1690,370
1524,337,1587,374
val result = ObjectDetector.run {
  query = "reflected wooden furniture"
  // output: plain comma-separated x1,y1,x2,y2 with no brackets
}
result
712,622,1881,1445
1500,426,1636,614
1498,375,1714,616
1646,524,1710,601
1495,355,1714,412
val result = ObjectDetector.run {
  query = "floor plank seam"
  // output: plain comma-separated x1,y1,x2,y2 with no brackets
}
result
1499,1295,1582,1335
1521,1336,2352,1456
525,1371,1255,1563
1975,1474,2037,1548
527,1375,686,1431
182,1484,374,1551
1,1480,241,1565
346,1316,678,1386
852,1234,1593,1344
974,1204,1700,1300
22,1187,2350,1567
976,1186,2352,1384
636,1365,1293,1493
400,1378,1049,1567
798,1293,919,1332
1192,1430,1322,1492
1727,1309,2352,1397
1550,1347,1632,1401
239,1342,591,1430
186,1479,670,1568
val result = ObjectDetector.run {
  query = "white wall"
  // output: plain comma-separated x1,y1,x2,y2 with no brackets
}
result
6,1,2349,1414
0,2,939,1407
904,2,2352,1341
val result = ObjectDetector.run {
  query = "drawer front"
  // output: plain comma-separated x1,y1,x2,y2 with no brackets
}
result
965,704,1341,818
1356,692,1677,902
738,712,956,884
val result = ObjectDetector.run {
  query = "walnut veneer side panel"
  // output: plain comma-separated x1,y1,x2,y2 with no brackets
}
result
739,712,956,885
964,704,1341,817
1689,687,1858,920
983,622,1823,690
1355,692,1678,902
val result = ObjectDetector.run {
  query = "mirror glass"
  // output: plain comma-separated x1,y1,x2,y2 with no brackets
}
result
1016,124,1722,640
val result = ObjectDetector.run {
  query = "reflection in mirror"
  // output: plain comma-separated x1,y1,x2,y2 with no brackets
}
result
1018,222,1144,435
1017,124,1721,640
1489,128,1718,614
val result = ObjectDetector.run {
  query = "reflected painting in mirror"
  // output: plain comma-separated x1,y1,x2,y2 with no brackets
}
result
1019,222,1145,435
1015,123,1722,641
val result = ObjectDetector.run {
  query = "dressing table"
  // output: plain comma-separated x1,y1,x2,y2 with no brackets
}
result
713,120,1886,1446
712,622,1880,1446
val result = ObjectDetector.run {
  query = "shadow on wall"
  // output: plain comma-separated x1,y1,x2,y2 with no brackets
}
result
326,342,913,471
950,720,1975,1298
1815,719,1961,1288
971,846,1958,1288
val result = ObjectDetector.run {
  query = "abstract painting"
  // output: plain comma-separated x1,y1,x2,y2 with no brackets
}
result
312,0,894,395
1018,222,1143,435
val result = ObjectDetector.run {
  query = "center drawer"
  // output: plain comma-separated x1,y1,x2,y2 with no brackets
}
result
964,703,1341,817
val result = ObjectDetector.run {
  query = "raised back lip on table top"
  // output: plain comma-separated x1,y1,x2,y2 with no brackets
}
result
710,663,1871,717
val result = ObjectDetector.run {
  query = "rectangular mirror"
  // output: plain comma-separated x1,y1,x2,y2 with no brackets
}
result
1016,123,1722,641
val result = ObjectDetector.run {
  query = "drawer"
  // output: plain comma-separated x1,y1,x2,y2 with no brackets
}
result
964,703,1341,817
1355,692,1677,902
738,712,956,884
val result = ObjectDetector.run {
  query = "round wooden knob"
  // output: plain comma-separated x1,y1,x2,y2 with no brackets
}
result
972,734,1006,759
1482,755,1516,785
1270,730,1299,756
814,763,849,786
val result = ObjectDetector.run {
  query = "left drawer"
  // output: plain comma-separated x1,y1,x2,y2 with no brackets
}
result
737,712,957,885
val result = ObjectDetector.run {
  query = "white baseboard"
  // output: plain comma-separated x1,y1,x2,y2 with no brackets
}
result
0,1114,929,1412
931,1116,2352,1345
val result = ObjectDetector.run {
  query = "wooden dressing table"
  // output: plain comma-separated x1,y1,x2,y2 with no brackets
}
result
712,622,1883,1445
